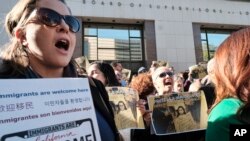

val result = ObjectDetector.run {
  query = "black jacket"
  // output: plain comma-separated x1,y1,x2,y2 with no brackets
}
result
86,75,123,141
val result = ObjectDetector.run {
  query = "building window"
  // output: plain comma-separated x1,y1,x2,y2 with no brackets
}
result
201,29,231,61
83,23,144,63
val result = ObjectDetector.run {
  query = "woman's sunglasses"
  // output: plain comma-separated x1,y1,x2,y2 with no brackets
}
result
157,71,173,79
36,8,80,33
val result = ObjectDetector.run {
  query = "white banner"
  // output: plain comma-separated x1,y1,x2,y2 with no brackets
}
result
0,78,101,141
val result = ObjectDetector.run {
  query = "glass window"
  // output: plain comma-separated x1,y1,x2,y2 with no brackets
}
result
130,38,142,60
98,28,129,40
130,30,141,37
84,27,97,36
207,34,229,48
201,33,206,40
83,23,143,62
84,37,97,60
201,29,231,61
201,40,208,61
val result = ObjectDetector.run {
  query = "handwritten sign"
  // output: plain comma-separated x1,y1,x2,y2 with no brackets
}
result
0,78,101,141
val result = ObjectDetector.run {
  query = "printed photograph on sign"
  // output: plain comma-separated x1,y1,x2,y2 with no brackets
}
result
106,87,144,130
148,91,208,135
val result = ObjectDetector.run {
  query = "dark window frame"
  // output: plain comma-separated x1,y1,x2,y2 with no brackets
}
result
200,28,235,61
83,22,145,68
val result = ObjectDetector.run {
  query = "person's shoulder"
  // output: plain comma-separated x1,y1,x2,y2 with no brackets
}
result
213,98,242,112
220,98,243,105
0,59,23,78
0,58,8,71
216,98,243,112
88,77,107,93
208,98,243,123
91,77,104,86
78,75,102,86
77,74,88,79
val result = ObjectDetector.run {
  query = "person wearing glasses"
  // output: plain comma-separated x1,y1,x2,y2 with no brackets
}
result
150,67,205,139
0,0,122,141
152,66,174,95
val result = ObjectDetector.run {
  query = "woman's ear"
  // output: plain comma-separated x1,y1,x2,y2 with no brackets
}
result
14,28,28,46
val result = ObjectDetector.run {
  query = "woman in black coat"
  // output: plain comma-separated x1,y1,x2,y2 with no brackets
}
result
0,0,122,140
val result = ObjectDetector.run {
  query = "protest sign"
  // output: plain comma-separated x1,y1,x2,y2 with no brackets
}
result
0,78,101,141
106,87,144,130
148,91,208,135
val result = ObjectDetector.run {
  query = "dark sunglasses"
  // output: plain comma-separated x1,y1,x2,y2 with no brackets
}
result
36,8,80,33
157,71,173,79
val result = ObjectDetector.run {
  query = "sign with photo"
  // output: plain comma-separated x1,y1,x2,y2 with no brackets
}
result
0,78,101,141
106,87,144,130
147,91,208,135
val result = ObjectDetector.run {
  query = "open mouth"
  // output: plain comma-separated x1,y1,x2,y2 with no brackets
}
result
55,39,69,51
164,81,172,86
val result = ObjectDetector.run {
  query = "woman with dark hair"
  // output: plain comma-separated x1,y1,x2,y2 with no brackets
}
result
117,101,127,113
174,105,198,132
176,106,186,117
115,100,137,129
87,61,121,86
0,1,122,140
206,27,250,141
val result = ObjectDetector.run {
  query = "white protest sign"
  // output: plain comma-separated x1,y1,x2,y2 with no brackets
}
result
0,78,101,141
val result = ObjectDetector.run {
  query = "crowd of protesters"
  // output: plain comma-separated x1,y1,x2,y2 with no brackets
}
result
1,1,249,140
73,57,215,140
77,26,250,140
